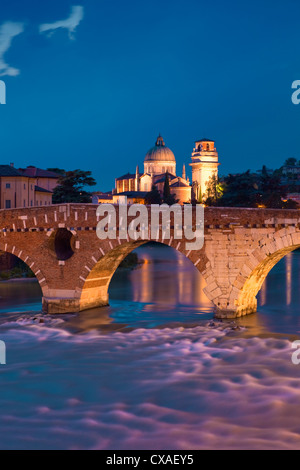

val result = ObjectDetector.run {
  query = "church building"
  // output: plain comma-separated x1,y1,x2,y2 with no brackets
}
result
93,135,220,205
114,135,191,204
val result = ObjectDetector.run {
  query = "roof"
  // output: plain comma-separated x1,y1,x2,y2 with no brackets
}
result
94,194,113,200
195,138,215,143
116,173,142,181
145,135,176,163
0,165,23,177
114,191,148,198
145,146,176,163
34,185,53,194
170,180,190,188
93,191,113,196
19,166,60,179
153,173,177,184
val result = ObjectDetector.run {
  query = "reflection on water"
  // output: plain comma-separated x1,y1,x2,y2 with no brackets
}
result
0,244,300,335
286,253,292,307
0,279,42,313
110,244,211,307
241,250,300,337
69,244,214,332
112,243,213,327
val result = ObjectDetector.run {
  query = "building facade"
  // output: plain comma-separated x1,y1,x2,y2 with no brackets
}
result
0,165,59,209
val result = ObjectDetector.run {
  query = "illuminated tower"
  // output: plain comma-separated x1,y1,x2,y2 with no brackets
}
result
189,138,220,199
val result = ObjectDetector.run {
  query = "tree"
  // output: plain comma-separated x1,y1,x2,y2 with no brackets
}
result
162,173,177,205
163,173,171,201
52,170,96,203
204,174,225,206
219,171,260,208
198,186,203,204
217,169,297,209
284,158,297,167
283,199,299,209
145,185,162,205
261,165,268,177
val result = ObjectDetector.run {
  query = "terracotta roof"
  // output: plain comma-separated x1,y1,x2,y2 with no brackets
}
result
0,165,23,177
35,185,53,193
19,167,60,179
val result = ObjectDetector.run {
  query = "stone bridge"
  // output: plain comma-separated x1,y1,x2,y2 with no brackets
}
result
0,204,300,318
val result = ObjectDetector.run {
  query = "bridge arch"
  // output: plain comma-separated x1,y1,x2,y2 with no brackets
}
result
0,241,49,298
224,228,300,318
77,238,212,312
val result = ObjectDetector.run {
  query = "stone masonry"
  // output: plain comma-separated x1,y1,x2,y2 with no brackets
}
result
0,204,299,318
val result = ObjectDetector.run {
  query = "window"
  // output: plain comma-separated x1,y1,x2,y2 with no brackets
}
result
5,200,11,209
30,200,33,207
5,183,10,189
24,184,26,190
23,200,26,207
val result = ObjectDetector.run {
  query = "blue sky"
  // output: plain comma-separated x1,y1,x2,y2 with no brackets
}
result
1,0,300,191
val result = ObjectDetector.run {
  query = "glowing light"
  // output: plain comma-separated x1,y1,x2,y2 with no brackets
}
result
286,253,292,306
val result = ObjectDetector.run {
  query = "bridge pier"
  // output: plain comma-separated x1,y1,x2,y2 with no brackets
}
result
42,286,110,315
42,289,81,314
214,299,258,319
42,297,80,315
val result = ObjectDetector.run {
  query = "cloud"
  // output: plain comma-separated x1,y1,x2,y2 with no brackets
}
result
0,22,24,77
39,6,84,40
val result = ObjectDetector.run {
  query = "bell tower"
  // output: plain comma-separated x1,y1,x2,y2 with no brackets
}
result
189,138,220,200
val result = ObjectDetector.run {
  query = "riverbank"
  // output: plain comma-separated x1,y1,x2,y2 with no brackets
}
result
0,265,35,281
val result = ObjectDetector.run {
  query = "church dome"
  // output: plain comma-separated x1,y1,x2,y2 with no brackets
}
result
144,135,176,162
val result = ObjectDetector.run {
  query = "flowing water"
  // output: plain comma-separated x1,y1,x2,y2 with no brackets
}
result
0,244,300,450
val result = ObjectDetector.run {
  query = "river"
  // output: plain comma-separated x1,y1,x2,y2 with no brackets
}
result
0,244,299,449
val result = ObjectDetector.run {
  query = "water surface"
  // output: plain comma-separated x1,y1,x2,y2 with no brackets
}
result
0,245,300,450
